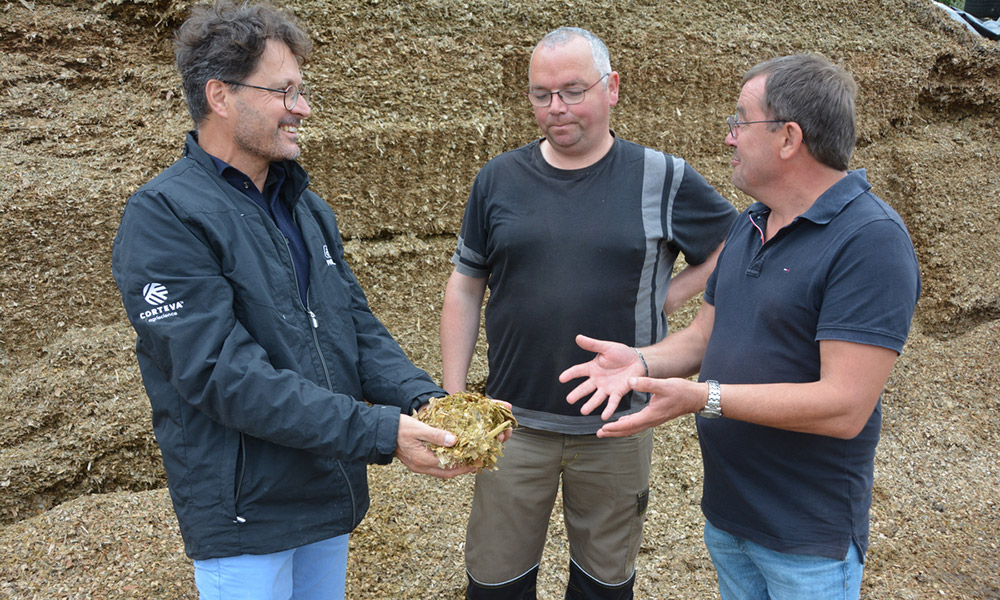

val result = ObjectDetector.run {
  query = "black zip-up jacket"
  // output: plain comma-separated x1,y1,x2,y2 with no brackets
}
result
112,132,445,560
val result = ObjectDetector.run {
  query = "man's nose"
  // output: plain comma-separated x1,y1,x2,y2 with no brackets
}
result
548,92,568,113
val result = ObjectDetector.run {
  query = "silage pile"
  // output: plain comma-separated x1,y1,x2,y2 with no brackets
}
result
0,0,997,597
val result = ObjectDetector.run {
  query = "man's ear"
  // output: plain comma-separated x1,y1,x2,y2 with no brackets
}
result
778,121,806,160
204,79,231,119
607,71,620,107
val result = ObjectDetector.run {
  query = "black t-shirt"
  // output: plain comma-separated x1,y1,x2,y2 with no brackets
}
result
453,136,736,434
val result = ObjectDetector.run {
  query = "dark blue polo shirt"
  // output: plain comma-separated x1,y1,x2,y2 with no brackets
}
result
697,170,920,561
211,158,310,305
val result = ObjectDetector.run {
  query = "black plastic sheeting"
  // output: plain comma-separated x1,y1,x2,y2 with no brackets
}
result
935,1,1000,40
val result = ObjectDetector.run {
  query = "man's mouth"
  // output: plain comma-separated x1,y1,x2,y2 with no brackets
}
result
280,124,298,134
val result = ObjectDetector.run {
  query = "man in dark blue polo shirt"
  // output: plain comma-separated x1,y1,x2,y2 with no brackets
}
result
559,54,920,599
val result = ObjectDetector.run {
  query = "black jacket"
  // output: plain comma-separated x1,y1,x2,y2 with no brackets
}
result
112,132,444,559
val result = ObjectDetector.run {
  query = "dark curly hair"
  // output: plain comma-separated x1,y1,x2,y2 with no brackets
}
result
174,1,312,125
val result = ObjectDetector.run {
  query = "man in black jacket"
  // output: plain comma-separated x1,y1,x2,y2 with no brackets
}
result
112,2,478,597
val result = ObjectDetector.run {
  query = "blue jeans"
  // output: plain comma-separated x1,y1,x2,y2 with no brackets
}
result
703,519,863,600
193,534,349,600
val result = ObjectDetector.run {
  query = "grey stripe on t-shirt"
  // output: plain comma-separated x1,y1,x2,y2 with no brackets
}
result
636,150,685,348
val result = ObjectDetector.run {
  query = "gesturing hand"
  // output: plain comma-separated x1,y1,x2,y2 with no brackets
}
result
558,334,647,420
596,376,705,438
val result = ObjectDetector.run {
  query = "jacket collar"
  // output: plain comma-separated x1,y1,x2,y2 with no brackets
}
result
183,130,312,202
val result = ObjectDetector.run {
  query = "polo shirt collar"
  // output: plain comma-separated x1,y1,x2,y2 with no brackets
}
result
745,169,872,225
797,169,872,225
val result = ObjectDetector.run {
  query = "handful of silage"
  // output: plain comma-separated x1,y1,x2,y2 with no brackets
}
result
417,392,516,470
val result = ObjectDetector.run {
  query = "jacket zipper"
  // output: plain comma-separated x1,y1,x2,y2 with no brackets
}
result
233,433,247,524
283,226,358,528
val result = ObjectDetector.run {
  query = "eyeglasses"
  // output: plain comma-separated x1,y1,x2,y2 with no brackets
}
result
526,73,610,107
221,80,310,111
726,114,788,137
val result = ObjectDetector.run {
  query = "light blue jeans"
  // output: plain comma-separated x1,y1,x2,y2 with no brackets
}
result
704,519,863,600
193,533,349,600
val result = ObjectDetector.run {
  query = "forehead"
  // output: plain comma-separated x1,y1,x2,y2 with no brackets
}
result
528,37,598,88
250,39,302,84
737,75,768,116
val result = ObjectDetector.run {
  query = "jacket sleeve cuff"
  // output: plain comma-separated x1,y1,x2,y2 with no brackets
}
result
373,404,402,465
408,390,445,415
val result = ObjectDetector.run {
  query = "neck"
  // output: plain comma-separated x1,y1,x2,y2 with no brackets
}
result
540,132,614,170
759,165,848,239
196,124,269,192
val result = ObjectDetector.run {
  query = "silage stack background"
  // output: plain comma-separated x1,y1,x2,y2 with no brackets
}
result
0,0,997,597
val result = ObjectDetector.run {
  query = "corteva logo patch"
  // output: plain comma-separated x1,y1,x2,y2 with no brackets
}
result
138,282,184,323
143,283,168,305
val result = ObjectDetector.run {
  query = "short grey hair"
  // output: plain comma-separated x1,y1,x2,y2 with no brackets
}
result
743,54,857,171
533,27,612,80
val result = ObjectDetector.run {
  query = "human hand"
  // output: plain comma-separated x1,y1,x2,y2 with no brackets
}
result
597,377,704,438
394,414,478,478
558,335,647,420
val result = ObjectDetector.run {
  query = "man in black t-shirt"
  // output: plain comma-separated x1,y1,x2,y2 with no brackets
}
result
441,26,736,600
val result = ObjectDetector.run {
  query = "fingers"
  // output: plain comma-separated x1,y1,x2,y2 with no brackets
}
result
397,437,471,479
565,378,597,404
578,390,610,417
560,335,615,384
486,399,514,442
627,376,657,395
559,363,588,384
498,427,513,443
596,411,650,438
596,380,687,437
600,396,623,421
415,420,457,448
396,414,511,479
423,463,478,479
573,334,608,354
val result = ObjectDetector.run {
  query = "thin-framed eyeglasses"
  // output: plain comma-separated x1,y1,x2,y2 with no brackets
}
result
526,73,610,107
726,114,788,137
221,80,310,111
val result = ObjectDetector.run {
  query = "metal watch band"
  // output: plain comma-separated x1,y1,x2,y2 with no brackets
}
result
699,379,722,418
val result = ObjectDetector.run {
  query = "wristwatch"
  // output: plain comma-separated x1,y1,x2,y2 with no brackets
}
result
699,380,722,418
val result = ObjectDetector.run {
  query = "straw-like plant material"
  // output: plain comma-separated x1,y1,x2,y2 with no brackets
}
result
417,392,516,470
2,0,999,598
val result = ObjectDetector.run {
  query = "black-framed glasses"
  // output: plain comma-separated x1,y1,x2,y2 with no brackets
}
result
221,80,310,111
526,73,610,107
726,114,787,137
